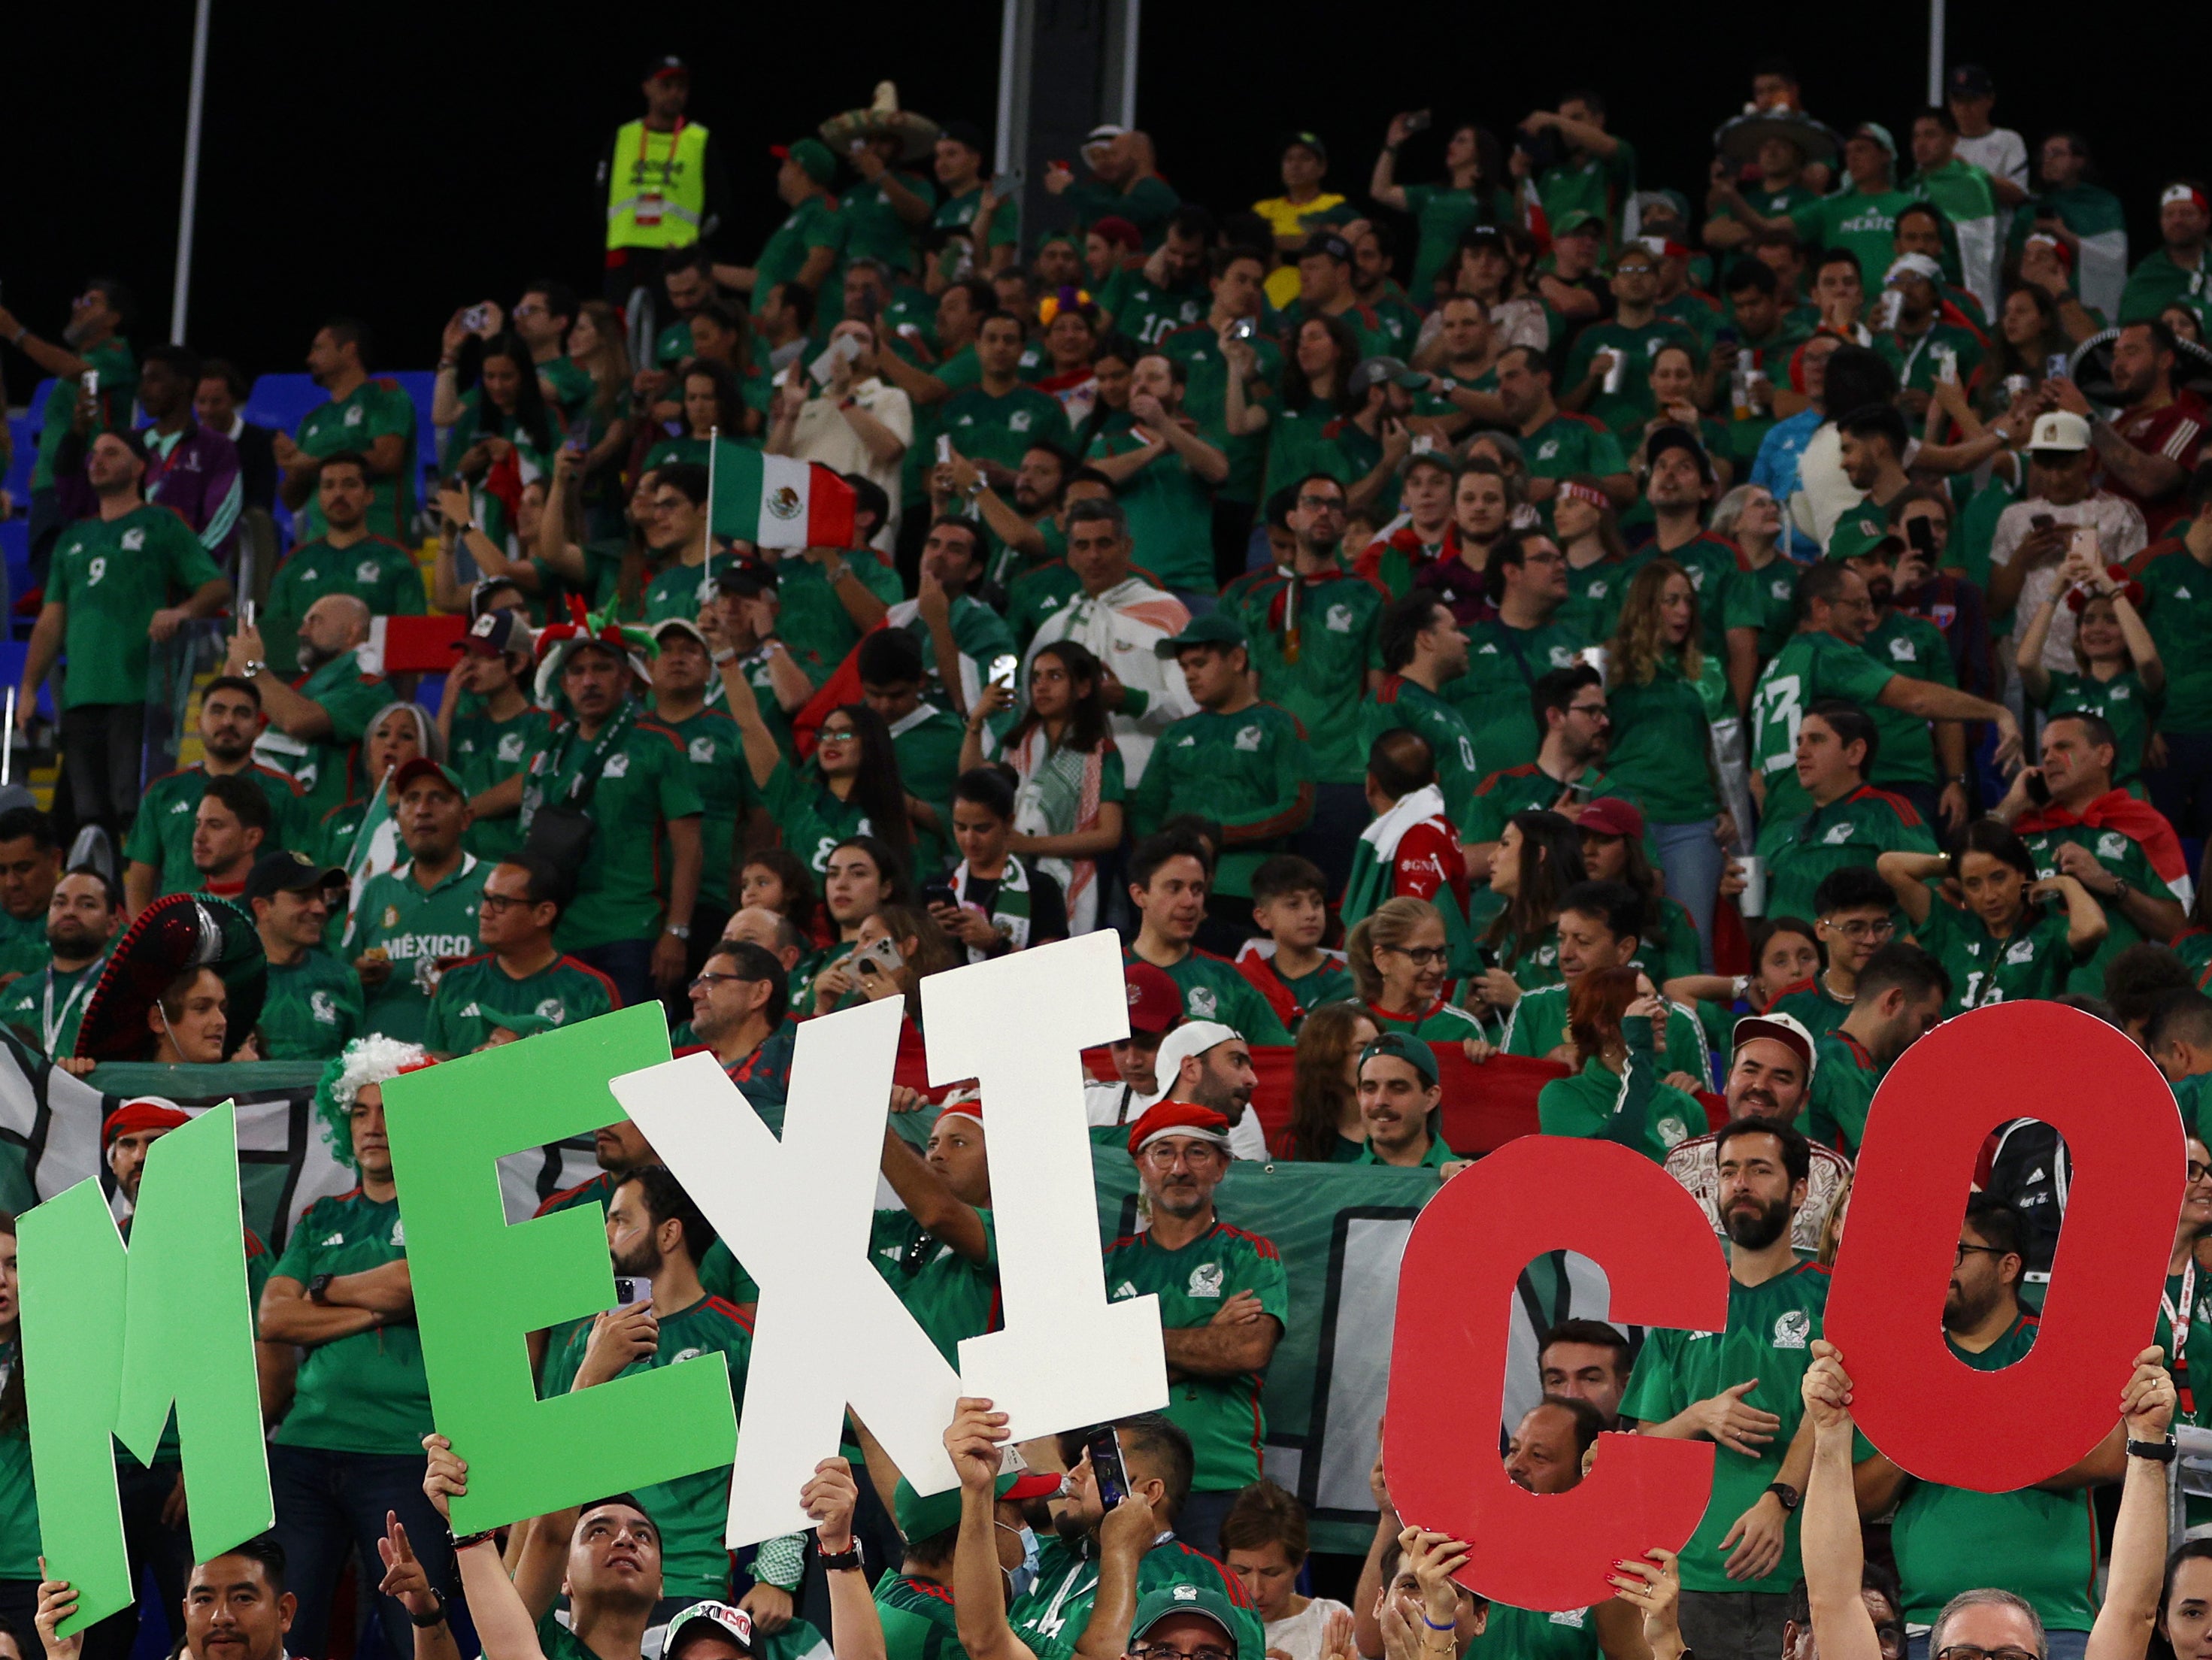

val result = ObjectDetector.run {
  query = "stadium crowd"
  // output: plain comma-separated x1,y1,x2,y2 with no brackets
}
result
2,47,2212,1660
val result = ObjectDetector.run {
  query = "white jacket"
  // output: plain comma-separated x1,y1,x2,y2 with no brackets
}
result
1021,575,1196,786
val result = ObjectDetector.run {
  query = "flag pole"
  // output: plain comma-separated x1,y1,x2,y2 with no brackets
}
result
703,423,720,607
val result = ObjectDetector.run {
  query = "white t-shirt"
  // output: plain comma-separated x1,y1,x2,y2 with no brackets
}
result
1954,128,2029,190
1263,1598,1355,1660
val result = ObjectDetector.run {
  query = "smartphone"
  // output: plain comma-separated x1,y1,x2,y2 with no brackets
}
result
2046,351,2071,380
241,598,257,631
80,370,98,399
1230,317,1256,341
1404,110,1434,134
807,332,863,386
987,652,1020,692
855,936,906,978
462,304,490,333
1714,325,1739,348
2025,771,2053,807
920,881,959,911
564,431,588,456
2068,526,2101,565
1086,1426,1132,1508
612,1277,653,1311
1906,517,1938,559
935,434,954,466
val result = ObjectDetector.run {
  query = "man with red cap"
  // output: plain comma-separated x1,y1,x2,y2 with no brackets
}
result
1665,1013,1851,1253
1104,1100,1286,1554
82,1098,284,1660
1086,962,1184,1131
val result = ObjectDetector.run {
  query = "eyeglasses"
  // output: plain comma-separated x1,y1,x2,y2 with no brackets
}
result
512,301,547,318
1383,945,1450,967
1566,701,1611,721
1823,918,1895,942
1520,549,1568,566
1954,1241,2009,1265
2191,1161,2212,1184
1141,1143,1223,1168
1132,1646,1232,1660
817,729,859,746
1295,494,1345,511
1936,1646,2038,1660
477,892,535,914
690,971,748,990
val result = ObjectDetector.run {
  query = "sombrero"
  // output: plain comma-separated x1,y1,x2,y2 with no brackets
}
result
2065,326,2212,404
533,595,658,710
819,81,939,165
74,893,267,1064
1712,110,1841,168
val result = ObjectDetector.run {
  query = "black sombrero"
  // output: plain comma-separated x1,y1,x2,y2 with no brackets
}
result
74,892,268,1064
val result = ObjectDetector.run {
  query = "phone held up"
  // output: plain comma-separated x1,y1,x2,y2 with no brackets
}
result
1086,1425,1132,1507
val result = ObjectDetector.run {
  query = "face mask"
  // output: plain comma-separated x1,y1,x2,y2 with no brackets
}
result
998,1522,1042,1599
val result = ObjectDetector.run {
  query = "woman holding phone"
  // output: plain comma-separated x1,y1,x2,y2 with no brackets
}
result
2016,547,2164,785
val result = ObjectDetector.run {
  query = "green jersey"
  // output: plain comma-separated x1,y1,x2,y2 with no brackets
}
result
1159,325,1281,504
889,596,1019,721
260,948,365,1061
1535,144,1638,241
2029,668,2153,783
426,951,620,1056
1769,978,1851,1042
293,380,417,541
933,183,1019,253
1128,947,1295,1047
0,910,46,982
2121,248,2212,327
523,716,704,950
751,196,844,317
1236,571,1386,784
1876,323,1988,426
777,551,905,685
1086,415,1217,594
876,1573,965,1660
1760,786,1938,925
1625,532,1741,654
1363,675,1482,827
1750,631,1896,824
1400,184,1517,299
256,650,391,822
1604,654,1720,822
452,704,550,862
1559,554,1633,642
644,551,738,626
1468,1604,1600,1660
1803,1029,1882,1153
870,1207,998,1367
2132,544,2212,735
0,1366,36,1578
1536,1047,1705,1162
843,171,935,273
49,504,226,708
126,762,313,895
889,704,968,877
0,957,104,1057
1447,619,1592,774
1508,986,1710,1083
1101,1219,1288,1490
1870,1314,2098,1631
263,535,424,675
344,856,491,1044
1724,559,1804,662
2016,809,2183,995
543,1295,758,1600
1913,900,2084,1015
941,383,1075,477
1011,1535,1262,1660
1104,278,1210,347
1564,318,1704,441
272,1187,432,1454
1133,704,1314,898
1363,995,1487,1044
1620,1258,1830,1594
32,337,135,491
1788,188,1924,290
759,756,876,877
656,706,746,908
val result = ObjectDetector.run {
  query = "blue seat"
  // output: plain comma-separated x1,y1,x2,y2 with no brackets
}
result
389,371,439,481
5,383,51,501
0,638,56,721
244,372,325,441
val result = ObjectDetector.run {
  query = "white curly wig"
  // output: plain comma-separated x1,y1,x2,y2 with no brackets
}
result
329,1034,431,1112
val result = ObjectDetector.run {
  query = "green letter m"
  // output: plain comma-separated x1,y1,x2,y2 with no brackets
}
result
18,1103,271,1631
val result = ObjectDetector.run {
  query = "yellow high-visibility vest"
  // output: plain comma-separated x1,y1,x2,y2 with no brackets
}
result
606,118,710,250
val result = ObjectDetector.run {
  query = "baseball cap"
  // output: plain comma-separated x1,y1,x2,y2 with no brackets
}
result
714,556,780,598
1359,1031,1440,1087
1732,1011,1818,1081
2164,183,2211,214
939,119,987,156
102,1097,190,1149
2029,410,2092,453
1155,613,1249,658
1947,64,1995,99
1280,130,1329,165
662,1601,754,1660
1348,356,1430,399
1644,423,1714,483
772,138,836,186
1552,209,1604,238
1299,232,1353,265
1091,216,1143,253
1884,253,1944,286
391,757,467,798
1574,797,1647,841
2023,231,2074,269
653,616,713,653
1150,1020,1241,1101
1850,122,1897,157
456,609,529,658
1123,962,1184,1038
1824,507,1904,563
893,1468,1059,1543
242,849,345,906
1462,224,1511,254
1083,123,1129,153
1129,1585,1244,1659
645,55,690,81
1126,1099,1234,1159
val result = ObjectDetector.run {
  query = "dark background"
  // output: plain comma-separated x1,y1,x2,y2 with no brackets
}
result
5,0,2204,388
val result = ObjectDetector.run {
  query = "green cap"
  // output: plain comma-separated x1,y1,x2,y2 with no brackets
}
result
1851,121,1897,158
1823,507,1902,563
1154,613,1249,658
776,138,837,186
1359,1031,1441,1086
1129,1585,1248,1660
1552,208,1604,237
894,1471,1020,1543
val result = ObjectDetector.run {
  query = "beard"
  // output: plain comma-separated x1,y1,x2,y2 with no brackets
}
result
611,1237,663,1280
1723,1193,1792,1250
1865,574,1895,607
298,639,337,673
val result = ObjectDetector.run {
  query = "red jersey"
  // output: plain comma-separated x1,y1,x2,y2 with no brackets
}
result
2108,391,2208,538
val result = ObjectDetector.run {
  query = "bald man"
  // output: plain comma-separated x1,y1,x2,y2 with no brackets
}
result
226,594,392,821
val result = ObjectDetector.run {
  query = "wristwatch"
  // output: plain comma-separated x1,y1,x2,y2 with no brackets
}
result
410,1592,450,1628
2109,876,2132,902
2129,1436,2178,1463
665,924,692,941
817,1537,864,1573
1764,1481,1800,1511
241,659,266,680
308,1273,334,1304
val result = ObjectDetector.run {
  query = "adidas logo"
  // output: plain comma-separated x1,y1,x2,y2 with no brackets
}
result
322,1232,345,1247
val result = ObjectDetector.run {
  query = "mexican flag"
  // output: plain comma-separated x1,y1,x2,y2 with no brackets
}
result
708,440,858,550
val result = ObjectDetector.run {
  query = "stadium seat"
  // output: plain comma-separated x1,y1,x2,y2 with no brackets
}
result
5,389,44,501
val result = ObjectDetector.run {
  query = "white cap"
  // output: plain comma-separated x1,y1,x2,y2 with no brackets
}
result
1884,252,1944,286
2029,410,2092,453
1732,1012,1818,1081
2163,183,2207,211
1083,123,1129,150
1150,1020,1241,1098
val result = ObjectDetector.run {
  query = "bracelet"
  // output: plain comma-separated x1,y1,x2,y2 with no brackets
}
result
1421,1615,1456,1632
450,1527,497,1551
712,647,738,665
11,326,26,347
410,1592,449,1628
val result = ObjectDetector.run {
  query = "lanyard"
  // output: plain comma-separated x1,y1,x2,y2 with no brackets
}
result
638,118,686,194
42,968,94,1057
2168,1257,2197,1410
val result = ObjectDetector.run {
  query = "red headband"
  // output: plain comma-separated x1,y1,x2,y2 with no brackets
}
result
103,1100,191,1148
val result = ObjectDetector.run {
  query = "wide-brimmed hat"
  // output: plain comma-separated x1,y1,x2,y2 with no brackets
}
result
820,81,940,165
75,893,266,1064
1713,110,1840,167
534,596,657,709
2067,325,2212,404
